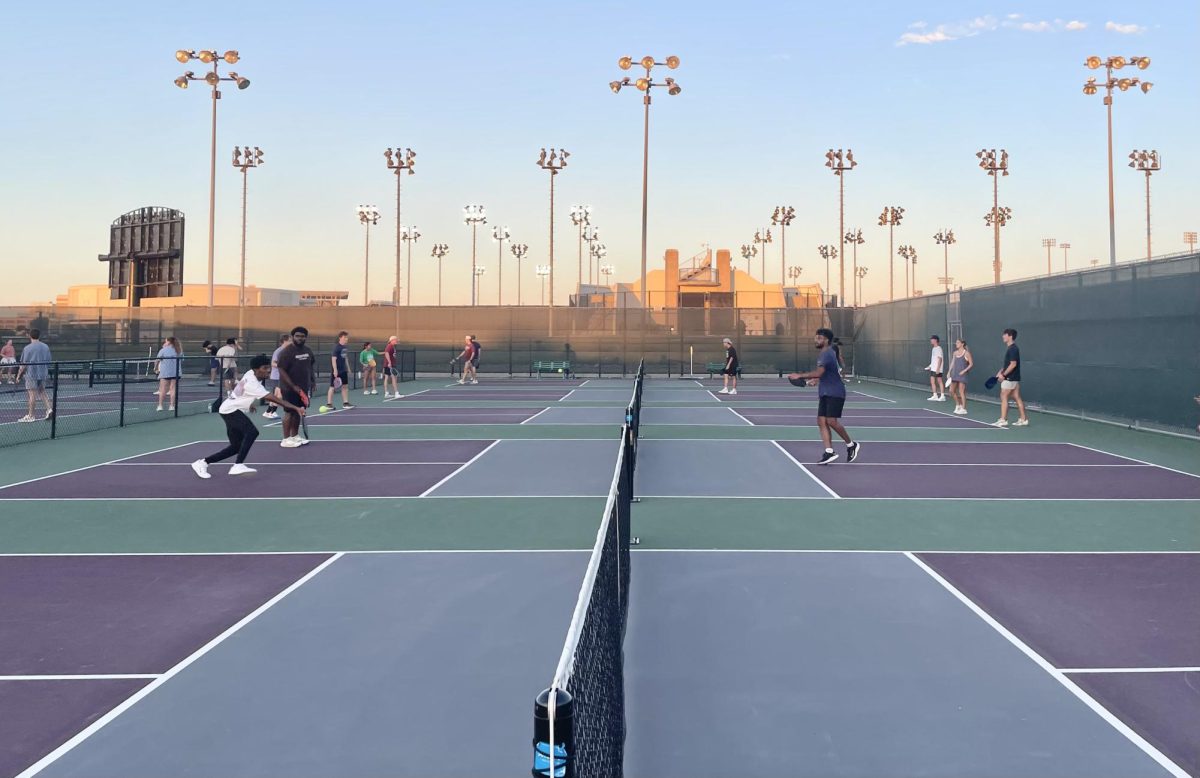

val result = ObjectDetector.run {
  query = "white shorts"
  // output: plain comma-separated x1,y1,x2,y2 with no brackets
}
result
0,357,14,365
1001,380,1019,391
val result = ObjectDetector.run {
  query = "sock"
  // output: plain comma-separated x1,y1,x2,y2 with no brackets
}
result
825,447,834,454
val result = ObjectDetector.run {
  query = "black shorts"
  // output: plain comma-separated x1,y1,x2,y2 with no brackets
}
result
817,395,846,419
330,371,348,387
930,372,944,379
281,388,305,413
722,366,738,377
222,367,236,380
470,358,479,369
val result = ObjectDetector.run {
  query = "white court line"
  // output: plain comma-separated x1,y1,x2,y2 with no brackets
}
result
693,379,705,387
382,388,431,402
14,552,346,778
519,408,552,425
556,390,577,402
110,461,470,467
1060,666,1200,674
904,551,1189,778
0,674,161,681
921,407,996,428
807,462,1151,468
726,407,755,427
0,440,202,493
1067,443,1200,481
3,549,1196,558
770,440,841,499
418,439,502,497
577,379,591,387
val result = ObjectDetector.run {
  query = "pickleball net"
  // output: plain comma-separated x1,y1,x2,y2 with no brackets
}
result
533,360,642,778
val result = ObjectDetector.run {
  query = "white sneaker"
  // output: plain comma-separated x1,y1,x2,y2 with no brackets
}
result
384,392,393,398
936,395,947,402
156,406,164,412
729,388,738,395
261,411,277,420
717,388,729,394
298,436,310,445
992,419,1009,427
953,406,968,415
228,463,256,475
280,437,302,448
457,379,466,385
470,379,479,385
168,406,175,412
370,389,378,395
191,460,211,479
364,389,370,395
927,394,938,401
1013,418,1030,427
17,415,35,423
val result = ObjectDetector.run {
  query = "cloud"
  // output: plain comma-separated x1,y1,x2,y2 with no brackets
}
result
1106,21,1145,34
1065,20,1088,31
896,15,997,45
1019,20,1052,32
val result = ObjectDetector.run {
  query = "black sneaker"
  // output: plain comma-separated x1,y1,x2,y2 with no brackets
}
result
847,442,861,463
817,451,839,465
343,403,355,409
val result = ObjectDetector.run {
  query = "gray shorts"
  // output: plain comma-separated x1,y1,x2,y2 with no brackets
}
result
25,376,47,391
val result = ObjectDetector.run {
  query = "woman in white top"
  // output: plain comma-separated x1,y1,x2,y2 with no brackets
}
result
155,337,182,412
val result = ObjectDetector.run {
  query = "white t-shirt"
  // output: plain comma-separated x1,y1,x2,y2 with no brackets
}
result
219,370,269,415
216,344,238,369
929,346,944,372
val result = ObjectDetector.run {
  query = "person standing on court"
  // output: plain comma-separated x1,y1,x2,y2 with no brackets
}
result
359,341,379,396
216,337,240,396
322,331,354,412
191,355,306,479
261,334,290,420
383,335,400,398
788,328,860,465
276,326,316,447
993,328,1028,427
15,328,52,423
948,338,973,415
718,337,739,395
454,335,479,385
927,335,946,402
154,336,182,412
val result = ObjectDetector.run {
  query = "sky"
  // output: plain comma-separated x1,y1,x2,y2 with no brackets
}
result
1,0,1196,307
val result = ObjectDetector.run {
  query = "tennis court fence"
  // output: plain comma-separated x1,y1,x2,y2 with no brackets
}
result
0,350,416,448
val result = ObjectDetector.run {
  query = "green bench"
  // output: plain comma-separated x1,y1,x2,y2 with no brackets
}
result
88,362,128,386
531,360,572,378
56,361,87,381
705,361,741,377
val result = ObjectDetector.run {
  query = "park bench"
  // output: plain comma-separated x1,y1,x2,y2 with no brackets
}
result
705,361,741,377
531,360,572,378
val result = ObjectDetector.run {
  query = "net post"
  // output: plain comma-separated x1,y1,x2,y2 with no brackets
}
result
533,687,573,778
50,361,60,439
173,359,180,418
118,359,127,428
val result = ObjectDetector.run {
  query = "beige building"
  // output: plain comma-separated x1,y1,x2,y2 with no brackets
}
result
53,285,348,308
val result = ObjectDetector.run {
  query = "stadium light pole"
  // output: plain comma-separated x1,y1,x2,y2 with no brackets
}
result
897,244,917,298
473,266,486,305
983,206,1014,278
753,228,773,287
877,206,904,300
231,145,263,340
357,205,380,305
817,245,838,302
977,149,1009,284
1185,232,1198,253
1128,149,1161,261
825,149,857,305
855,266,868,304
384,147,416,310
584,225,601,284
570,205,591,295
1042,237,1057,276
535,149,568,310
536,264,551,305
400,226,420,304
934,229,955,294
1060,242,1071,272
740,244,757,278
492,225,511,305
510,243,529,305
463,205,487,306
174,49,250,307
843,228,865,306
787,265,802,285
590,241,607,290
771,206,796,287
430,243,449,306
1083,55,1152,266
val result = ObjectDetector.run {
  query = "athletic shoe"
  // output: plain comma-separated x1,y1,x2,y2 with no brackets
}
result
953,407,968,415
207,382,215,386
44,409,54,420
17,415,35,423
156,406,164,412
280,437,302,448
168,406,175,412
384,392,393,398
370,389,378,395
457,379,466,385
935,395,947,402
729,388,738,395
262,411,278,420
364,389,370,395
229,463,256,476
298,436,310,445
992,419,1009,427
191,460,211,479
1013,419,1030,427
817,450,839,465
847,442,861,463
718,388,730,394
927,394,938,401
470,379,479,385
342,403,355,409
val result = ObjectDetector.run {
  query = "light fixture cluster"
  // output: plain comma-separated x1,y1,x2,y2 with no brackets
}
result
984,207,1013,227
610,55,681,95
976,148,1009,176
825,149,856,175
877,207,905,227
463,204,487,226
231,146,264,170
174,50,249,90
536,148,570,174
771,206,795,227
1083,55,1152,96
1128,149,1161,171
385,147,417,175
934,230,956,247
357,205,380,225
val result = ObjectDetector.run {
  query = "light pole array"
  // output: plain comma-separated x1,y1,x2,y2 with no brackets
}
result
787,266,803,285
463,205,487,305
1042,237,1057,276
934,229,955,294
1128,149,1161,261
401,226,420,305
817,245,838,300
771,206,796,287
535,149,568,308
510,243,529,305
611,55,681,329
753,228,773,285
855,266,868,305
492,225,510,305
570,205,591,293
984,205,1014,278
231,145,263,339
536,264,551,305
897,245,917,298
174,48,250,307
1083,55,1152,266
878,207,904,300
843,229,865,306
473,266,487,304
740,244,757,277
584,225,601,284
590,241,607,290
1186,232,1198,253
977,149,1010,284
1060,242,1071,272
384,147,416,309
431,243,449,306
825,149,857,305
357,205,380,305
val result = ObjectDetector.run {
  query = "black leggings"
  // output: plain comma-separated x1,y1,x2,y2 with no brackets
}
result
205,411,259,465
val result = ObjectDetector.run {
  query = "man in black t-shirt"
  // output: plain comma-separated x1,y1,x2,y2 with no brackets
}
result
276,326,316,447
993,327,1028,427
718,337,739,395
324,330,354,411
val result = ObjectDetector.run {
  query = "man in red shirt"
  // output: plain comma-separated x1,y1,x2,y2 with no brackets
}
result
383,335,399,398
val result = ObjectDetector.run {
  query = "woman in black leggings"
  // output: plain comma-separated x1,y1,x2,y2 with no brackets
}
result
191,355,304,478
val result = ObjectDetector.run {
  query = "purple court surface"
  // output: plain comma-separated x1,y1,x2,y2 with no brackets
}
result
737,407,985,427
0,440,495,500
392,389,570,401
776,441,1200,500
712,389,890,402
0,553,331,778
300,407,540,425
918,552,1200,775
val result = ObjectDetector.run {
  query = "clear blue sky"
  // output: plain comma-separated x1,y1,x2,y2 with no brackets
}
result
1,0,1195,306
